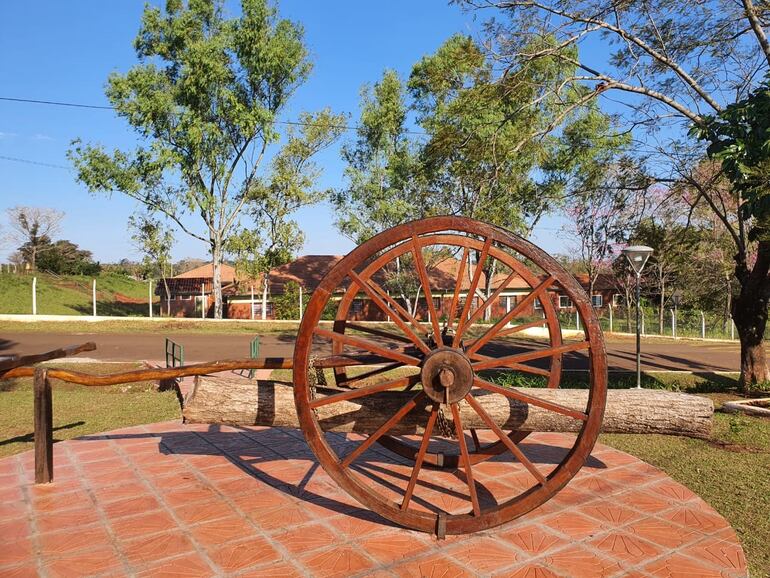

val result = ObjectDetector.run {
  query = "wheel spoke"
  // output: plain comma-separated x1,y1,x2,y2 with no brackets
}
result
335,362,404,387
465,276,556,356
444,247,469,333
401,403,440,511
315,328,421,366
456,269,518,343
471,341,590,372
493,319,549,339
348,270,431,354
473,377,588,421
360,272,428,340
464,394,547,485
450,402,481,516
470,352,551,377
341,391,426,468
411,236,442,345
453,238,492,348
310,374,420,409
313,353,403,368
343,322,412,344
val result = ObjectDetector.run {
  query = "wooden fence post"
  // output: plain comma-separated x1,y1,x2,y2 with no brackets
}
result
34,368,53,484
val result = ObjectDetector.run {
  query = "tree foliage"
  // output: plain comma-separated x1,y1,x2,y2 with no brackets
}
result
458,0,770,389
69,0,341,317
6,207,64,271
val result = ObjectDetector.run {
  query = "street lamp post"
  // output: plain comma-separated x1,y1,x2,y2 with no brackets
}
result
622,245,654,389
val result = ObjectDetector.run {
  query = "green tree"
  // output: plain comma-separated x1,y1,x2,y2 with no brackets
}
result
459,0,770,389
128,212,175,315
631,214,701,333
272,280,301,319
70,0,339,318
36,240,101,276
332,70,427,245
6,207,64,271
336,35,629,315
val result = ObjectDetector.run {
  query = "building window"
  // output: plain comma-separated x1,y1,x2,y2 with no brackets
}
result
534,297,543,309
591,294,603,308
433,297,441,311
612,294,623,306
558,295,572,309
251,302,274,317
351,300,363,314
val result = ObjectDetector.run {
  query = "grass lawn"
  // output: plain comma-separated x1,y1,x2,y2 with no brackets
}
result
0,318,301,335
0,272,159,317
0,362,180,458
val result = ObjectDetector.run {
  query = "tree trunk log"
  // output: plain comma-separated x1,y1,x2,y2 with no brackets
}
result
183,377,713,438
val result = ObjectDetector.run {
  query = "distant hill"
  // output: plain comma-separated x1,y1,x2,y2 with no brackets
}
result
0,272,158,316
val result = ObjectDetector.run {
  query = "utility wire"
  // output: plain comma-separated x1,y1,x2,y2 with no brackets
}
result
0,96,429,136
0,155,71,170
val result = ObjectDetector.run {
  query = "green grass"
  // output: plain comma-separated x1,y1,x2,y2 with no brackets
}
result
0,272,159,316
0,362,180,458
0,318,300,334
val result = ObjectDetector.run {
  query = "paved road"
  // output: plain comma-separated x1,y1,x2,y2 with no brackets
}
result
1,331,740,372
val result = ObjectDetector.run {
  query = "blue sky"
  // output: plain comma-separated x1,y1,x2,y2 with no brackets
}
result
0,0,566,264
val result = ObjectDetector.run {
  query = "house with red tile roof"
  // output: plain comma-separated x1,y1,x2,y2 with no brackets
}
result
160,256,620,320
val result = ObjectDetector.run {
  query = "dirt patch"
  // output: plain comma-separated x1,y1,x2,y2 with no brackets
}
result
113,292,145,304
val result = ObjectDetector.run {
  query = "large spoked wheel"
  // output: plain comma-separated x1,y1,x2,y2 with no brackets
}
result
330,227,565,469
293,216,607,535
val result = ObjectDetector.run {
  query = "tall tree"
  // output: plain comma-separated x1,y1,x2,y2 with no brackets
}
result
129,212,175,316
460,0,770,388
70,0,339,318
332,70,427,245
6,207,64,271
336,35,627,314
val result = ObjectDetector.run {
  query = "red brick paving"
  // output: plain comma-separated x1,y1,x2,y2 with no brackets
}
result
0,422,748,577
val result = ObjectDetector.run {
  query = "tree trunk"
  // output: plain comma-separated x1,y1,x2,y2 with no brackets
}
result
723,272,732,332
659,278,665,336
262,277,268,320
184,377,713,438
211,240,223,319
732,240,770,391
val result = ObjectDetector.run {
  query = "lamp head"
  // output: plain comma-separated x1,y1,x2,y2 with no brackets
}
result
622,245,654,274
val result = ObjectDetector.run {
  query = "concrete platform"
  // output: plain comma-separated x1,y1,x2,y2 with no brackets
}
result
0,422,747,577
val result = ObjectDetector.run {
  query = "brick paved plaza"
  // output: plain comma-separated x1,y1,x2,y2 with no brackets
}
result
0,423,747,577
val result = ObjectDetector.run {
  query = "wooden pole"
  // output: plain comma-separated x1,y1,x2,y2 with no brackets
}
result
149,279,153,318
32,276,37,315
250,285,255,320
34,368,53,484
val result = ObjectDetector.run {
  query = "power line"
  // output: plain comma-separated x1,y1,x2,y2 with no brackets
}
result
0,96,113,110
0,155,70,170
0,95,429,136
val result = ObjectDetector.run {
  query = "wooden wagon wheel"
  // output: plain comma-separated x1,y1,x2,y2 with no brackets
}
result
329,227,565,469
294,216,607,535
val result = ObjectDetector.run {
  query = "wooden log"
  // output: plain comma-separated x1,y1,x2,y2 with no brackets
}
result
0,342,97,373
183,377,713,438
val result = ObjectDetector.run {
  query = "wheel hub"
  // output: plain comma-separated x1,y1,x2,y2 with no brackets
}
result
421,347,474,404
